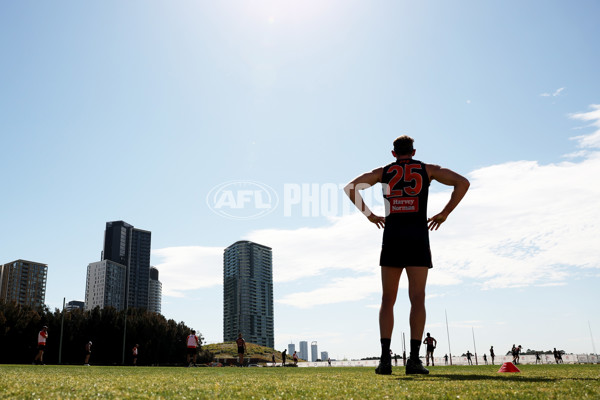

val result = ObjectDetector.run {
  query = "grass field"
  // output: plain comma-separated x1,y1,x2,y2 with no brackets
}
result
0,364,598,399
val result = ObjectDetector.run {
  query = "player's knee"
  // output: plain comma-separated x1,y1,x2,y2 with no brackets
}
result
408,290,425,306
381,293,397,307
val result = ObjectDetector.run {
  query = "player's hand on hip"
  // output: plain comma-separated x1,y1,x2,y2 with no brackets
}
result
367,214,385,229
427,213,447,231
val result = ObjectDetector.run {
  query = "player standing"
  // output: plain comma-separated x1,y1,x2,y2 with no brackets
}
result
236,333,247,366
132,344,139,366
84,341,92,366
423,333,437,366
186,330,199,367
345,135,469,375
33,326,48,365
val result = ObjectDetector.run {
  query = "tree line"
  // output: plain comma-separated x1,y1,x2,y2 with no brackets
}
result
0,301,212,365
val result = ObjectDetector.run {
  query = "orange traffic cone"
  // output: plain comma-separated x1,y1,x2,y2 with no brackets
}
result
498,362,521,373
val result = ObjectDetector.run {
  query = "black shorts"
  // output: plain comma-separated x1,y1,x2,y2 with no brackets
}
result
38,345,46,351
380,227,432,268
187,348,197,355
427,346,435,353
238,347,245,354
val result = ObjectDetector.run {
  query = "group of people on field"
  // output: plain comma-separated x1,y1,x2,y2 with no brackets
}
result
31,325,139,366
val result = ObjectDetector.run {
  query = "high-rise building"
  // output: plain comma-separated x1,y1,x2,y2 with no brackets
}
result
321,351,329,361
84,260,127,311
66,300,85,311
311,341,318,362
288,343,295,356
223,240,274,348
299,341,308,361
148,266,162,314
102,221,151,309
0,260,47,308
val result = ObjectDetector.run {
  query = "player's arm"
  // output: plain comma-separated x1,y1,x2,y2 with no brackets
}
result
426,164,470,231
344,168,385,229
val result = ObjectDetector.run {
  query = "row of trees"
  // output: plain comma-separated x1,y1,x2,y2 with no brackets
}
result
0,301,212,365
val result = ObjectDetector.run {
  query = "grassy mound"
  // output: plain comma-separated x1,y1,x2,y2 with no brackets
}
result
204,342,285,362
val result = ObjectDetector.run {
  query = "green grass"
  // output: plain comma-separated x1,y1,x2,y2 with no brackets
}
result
0,364,598,399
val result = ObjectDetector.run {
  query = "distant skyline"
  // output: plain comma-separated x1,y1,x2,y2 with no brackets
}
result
1,1,599,359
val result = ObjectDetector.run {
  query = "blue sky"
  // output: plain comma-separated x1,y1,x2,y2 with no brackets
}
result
1,0,599,360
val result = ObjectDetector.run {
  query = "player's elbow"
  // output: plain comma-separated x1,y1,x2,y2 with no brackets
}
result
343,183,354,197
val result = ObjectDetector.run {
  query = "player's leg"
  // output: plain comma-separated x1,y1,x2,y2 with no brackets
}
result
405,267,429,374
406,267,428,353
376,266,403,374
380,266,403,339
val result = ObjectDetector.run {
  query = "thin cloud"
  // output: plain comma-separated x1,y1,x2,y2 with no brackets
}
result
540,87,565,97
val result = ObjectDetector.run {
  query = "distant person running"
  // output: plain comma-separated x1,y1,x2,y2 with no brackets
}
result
555,348,564,364
444,354,449,365
293,351,298,365
272,353,276,365
511,344,517,364
33,326,48,365
345,135,469,376
489,346,495,365
483,354,487,365
515,345,522,365
535,352,541,364
84,341,92,366
281,349,287,366
423,333,437,366
132,344,139,366
236,333,247,366
186,330,199,367
466,351,473,365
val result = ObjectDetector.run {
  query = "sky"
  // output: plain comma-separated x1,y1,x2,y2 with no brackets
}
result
1,0,599,360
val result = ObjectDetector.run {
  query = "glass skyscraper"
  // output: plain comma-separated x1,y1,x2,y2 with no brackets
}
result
223,241,274,348
102,220,152,309
148,266,162,314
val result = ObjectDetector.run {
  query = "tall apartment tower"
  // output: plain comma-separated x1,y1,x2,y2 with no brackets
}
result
299,341,308,361
148,266,162,314
223,241,274,348
102,221,151,309
311,341,318,362
0,260,47,308
84,260,127,311
288,343,296,357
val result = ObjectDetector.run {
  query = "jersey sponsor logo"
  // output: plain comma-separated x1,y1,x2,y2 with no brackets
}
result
390,198,419,213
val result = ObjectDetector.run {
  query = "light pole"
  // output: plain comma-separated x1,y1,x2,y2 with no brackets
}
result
58,298,65,364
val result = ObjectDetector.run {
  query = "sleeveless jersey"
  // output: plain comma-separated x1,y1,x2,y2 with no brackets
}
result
381,159,430,229
187,335,198,348
38,330,48,346
379,159,432,268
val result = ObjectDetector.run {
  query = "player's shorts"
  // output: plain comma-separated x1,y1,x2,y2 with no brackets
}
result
187,347,197,355
38,345,46,351
238,347,245,354
379,226,433,268
427,346,435,353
